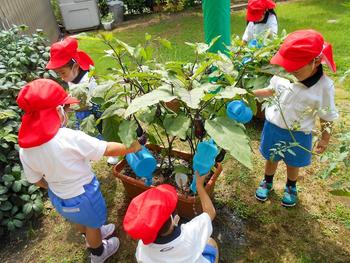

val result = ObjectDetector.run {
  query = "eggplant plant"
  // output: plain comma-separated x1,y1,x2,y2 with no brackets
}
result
75,31,285,178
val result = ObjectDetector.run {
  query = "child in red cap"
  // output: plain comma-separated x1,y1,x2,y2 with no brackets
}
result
46,36,119,165
17,79,141,263
123,173,219,263
253,29,338,207
242,0,278,43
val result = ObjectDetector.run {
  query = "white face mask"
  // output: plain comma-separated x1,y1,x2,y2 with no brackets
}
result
58,105,67,128
170,214,180,227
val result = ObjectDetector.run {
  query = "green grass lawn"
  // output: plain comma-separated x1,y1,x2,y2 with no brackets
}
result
79,0,350,77
1,1,350,263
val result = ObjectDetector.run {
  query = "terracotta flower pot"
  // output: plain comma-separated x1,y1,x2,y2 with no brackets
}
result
113,144,223,219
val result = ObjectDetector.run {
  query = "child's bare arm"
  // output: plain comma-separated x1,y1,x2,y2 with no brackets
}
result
104,141,142,156
253,88,274,97
35,178,48,189
315,119,333,154
196,172,216,221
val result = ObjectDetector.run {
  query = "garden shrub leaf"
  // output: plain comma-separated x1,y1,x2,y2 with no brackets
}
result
205,117,252,169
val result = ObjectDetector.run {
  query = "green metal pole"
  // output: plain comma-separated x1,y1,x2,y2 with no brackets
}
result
202,0,231,53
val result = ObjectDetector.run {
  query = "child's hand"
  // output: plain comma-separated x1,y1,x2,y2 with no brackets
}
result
196,171,209,191
129,140,142,153
315,139,329,154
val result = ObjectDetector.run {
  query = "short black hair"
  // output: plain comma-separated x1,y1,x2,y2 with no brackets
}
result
157,216,173,237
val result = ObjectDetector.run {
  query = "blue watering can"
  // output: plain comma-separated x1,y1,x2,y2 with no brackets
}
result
190,139,218,193
248,39,262,49
226,100,253,124
125,146,157,186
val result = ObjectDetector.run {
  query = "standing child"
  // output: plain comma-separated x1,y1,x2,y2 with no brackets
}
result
17,79,142,263
253,30,338,207
46,36,119,165
242,0,278,43
123,172,219,263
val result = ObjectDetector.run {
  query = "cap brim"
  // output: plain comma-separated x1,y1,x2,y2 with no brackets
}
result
270,51,307,73
46,59,70,70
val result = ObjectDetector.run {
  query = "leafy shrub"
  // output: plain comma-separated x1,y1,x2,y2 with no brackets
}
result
98,0,110,18
164,0,201,12
50,0,63,24
0,25,56,235
75,32,284,191
124,0,150,14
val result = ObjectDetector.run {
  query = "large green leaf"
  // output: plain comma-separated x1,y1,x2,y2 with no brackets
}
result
102,117,122,142
216,86,247,99
23,202,33,215
0,186,8,195
13,219,23,228
2,174,15,183
11,181,21,192
100,104,125,120
80,115,98,137
205,117,252,169
174,87,206,109
125,85,176,117
28,185,38,194
33,199,43,212
118,120,137,147
136,108,156,124
91,81,114,99
163,114,191,140
0,195,8,202
0,201,12,211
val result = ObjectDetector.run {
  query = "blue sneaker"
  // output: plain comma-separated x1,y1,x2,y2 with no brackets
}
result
281,186,298,207
255,180,273,202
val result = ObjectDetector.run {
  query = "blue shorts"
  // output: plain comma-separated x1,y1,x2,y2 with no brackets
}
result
48,176,107,228
202,244,218,263
260,121,312,167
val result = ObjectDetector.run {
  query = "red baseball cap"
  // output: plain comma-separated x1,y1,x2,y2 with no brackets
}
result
270,29,336,72
46,37,94,70
123,184,178,245
246,0,276,22
17,79,79,148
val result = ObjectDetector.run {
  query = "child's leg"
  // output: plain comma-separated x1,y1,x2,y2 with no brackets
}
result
76,224,86,235
256,160,279,202
286,165,299,182
86,227,102,248
207,238,219,263
281,165,299,207
265,160,279,176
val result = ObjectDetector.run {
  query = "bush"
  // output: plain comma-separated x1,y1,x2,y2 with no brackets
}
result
124,0,150,14
0,25,56,235
75,32,285,192
98,0,110,18
50,0,63,24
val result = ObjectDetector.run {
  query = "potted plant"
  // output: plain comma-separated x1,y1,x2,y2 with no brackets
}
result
101,12,115,31
76,32,285,218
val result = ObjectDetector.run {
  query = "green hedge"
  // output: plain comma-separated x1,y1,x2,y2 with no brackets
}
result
0,25,57,235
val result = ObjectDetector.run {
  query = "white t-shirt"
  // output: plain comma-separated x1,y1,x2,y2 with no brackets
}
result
242,13,278,42
265,75,339,132
68,72,97,95
136,213,213,263
19,128,107,199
